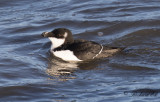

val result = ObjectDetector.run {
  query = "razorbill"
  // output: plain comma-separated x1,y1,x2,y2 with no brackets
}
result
42,28,124,61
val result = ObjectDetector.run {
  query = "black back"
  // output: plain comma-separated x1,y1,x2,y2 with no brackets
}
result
54,39,102,60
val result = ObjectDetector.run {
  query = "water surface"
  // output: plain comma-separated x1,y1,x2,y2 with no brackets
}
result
0,0,160,102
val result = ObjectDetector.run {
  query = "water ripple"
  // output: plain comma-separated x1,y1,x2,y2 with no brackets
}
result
0,0,160,102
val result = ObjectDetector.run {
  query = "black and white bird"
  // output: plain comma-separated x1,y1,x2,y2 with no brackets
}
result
42,28,124,61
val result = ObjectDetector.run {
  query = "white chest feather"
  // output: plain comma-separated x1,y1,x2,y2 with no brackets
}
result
49,37,65,49
52,50,82,61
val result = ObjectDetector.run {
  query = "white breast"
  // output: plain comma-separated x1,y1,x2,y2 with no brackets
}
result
52,50,82,61
49,37,65,50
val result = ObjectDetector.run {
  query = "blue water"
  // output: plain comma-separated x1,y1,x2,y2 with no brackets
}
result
0,0,160,102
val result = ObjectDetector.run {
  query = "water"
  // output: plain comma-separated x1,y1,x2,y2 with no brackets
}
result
0,0,160,102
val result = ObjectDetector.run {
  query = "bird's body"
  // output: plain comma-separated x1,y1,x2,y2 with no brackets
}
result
42,28,124,61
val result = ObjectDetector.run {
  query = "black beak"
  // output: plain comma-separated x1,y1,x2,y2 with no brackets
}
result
41,32,53,37
41,32,46,37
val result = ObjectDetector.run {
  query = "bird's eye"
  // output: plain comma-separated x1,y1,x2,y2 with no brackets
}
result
57,34,64,38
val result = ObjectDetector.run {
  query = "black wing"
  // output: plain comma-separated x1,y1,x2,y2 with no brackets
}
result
67,40,101,60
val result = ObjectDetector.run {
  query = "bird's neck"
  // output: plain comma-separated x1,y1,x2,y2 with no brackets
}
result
50,44,55,52
49,37,65,51
51,44,66,52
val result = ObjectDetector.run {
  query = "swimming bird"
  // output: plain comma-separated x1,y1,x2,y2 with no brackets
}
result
42,28,124,61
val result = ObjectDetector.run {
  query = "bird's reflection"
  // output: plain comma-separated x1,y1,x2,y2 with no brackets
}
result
45,55,105,81
46,56,78,80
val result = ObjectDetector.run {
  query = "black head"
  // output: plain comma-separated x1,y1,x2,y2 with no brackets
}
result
42,28,74,44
